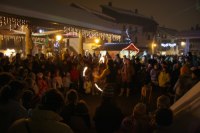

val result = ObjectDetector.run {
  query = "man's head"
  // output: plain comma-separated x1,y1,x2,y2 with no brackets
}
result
40,89,65,113
157,95,171,109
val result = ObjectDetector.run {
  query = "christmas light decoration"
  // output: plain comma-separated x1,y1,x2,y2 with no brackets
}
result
64,26,121,41
161,43,176,47
0,16,28,30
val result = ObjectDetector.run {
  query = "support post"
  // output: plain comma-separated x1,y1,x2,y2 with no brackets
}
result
78,31,84,55
25,25,33,56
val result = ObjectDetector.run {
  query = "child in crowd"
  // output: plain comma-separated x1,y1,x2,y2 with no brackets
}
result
36,72,48,97
63,72,71,90
141,81,152,104
52,69,63,90
44,71,52,89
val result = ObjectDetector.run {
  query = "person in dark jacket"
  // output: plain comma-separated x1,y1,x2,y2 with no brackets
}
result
61,89,91,133
93,85,123,133
0,80,27,133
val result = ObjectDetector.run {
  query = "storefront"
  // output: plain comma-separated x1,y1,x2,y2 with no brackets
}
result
159,42,178,55
0,0,121,57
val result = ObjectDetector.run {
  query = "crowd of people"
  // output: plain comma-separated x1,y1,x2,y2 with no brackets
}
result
0,50,200,133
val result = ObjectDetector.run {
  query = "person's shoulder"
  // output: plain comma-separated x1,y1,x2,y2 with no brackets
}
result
8,118,29,132
122,115,133,122
12,118,28,125
56,121,71,128
78,99,88,105
77,100,89,112
54,121,74,133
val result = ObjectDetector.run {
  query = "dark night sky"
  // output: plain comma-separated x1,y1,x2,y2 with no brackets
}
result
70,0,200,31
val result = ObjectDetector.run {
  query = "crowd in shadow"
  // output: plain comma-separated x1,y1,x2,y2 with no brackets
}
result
0,51,200,133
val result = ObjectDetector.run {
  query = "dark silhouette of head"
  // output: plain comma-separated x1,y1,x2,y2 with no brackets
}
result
107,59,114,69
0,80,26,103
66,89,78,104
40,89,65,113
0,72,14,89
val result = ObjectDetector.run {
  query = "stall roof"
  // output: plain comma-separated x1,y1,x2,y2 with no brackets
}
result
122,43,139,52
95,42,147,52
95,42,140,51
0,0,121,34
95,43,129,51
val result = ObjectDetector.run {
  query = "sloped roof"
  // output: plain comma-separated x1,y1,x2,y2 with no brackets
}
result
70,3,116,22
0,0,121,34
158,27,178,36
101,5,158,26
95,42,147,51
176,31,200,39
95,43,130,51
101,5,148,19
122,43,139,52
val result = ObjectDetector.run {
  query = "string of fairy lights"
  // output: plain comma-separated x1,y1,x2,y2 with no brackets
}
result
0,16,29,30
0,35,24,41
63,26,121,41
0,15,121,42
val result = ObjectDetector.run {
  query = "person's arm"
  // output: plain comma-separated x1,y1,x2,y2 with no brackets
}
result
96,68,109,80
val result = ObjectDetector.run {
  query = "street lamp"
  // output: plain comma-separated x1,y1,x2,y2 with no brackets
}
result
181,41,186,47
55,35,62,55
152,43,157,54
56,35,62,41
180,41,187,55
95,38,100,44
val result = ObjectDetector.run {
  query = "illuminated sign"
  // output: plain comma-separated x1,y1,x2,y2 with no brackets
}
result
161,43,176,47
